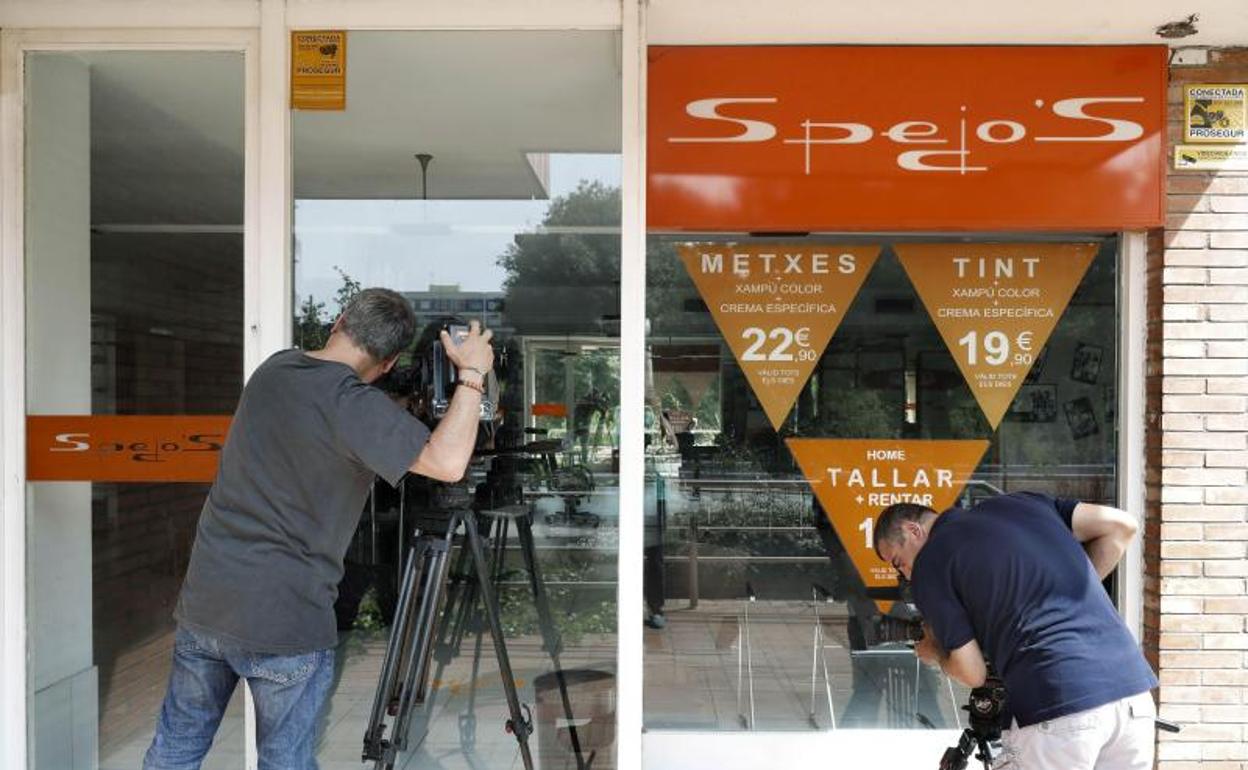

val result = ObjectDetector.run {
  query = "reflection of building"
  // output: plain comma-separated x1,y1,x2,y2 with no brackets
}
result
403,284,505,332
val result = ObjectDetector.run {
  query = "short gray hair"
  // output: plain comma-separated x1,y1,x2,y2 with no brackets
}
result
338,288,417,362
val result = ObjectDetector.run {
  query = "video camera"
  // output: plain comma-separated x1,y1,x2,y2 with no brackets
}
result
375,317,497,426
873,615,925,645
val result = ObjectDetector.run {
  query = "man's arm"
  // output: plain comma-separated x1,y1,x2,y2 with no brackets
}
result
916,624,988,688
409,384,482,482
1070,502,1139,580
409,322,494,482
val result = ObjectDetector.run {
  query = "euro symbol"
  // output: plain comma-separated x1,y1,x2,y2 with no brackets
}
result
1016,331,1034,352
795,327,811,347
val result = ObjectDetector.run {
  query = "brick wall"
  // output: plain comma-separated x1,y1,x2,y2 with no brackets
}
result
1154,47,1248,770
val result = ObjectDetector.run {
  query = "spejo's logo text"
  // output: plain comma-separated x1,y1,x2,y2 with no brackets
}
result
50,431,224,463
668,96,1148,174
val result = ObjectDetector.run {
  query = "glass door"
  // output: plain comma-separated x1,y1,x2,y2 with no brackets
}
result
22,50,246,769
290,30,623,769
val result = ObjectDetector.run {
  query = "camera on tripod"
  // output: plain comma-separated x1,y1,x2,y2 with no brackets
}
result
375,317,497,425
939,671,1008,770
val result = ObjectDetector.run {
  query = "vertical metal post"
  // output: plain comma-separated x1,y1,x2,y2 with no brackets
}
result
687,516,699,609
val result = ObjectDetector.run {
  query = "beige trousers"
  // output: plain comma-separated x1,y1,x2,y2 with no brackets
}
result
994,692,1156,770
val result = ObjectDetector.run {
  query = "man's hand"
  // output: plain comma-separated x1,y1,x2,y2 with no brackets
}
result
441,320,494,382
1071,503,1139,579
915,622,946,667
409,321,495,482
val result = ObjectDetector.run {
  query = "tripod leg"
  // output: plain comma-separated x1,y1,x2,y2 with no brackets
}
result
517,513,589,768
463,510,536,770
364,538,427,766
391,538,453,748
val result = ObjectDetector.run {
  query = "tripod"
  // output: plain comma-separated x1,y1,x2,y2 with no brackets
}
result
361,496,589,770
939,726,995,770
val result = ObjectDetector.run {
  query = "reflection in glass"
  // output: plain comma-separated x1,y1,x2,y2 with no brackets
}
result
292,31,622,769
642,238,1119,731
24,51,245,768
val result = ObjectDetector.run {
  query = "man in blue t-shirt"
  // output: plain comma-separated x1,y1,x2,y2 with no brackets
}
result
874,492,1158,770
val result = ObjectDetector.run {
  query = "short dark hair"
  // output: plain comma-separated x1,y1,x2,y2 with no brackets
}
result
873,503,937,559
338,288,417,362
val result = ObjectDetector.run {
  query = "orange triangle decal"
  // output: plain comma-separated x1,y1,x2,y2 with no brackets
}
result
679,244,880,430
786,439,990,600
895,243,1097,429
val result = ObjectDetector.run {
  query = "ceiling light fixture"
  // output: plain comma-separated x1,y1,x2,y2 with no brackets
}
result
414,153,433,200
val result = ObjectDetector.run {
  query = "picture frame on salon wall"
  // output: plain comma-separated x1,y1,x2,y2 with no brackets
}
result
1005,383,1058,424
1070,343,1104,385
1063,396,1100,440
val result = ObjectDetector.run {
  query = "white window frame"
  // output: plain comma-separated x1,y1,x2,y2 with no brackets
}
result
0,26,262,770
1118,231,1148,642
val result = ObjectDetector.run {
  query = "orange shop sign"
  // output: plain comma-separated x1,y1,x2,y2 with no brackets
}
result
786,438,990,602
27,415,231,483
648,45,1167,232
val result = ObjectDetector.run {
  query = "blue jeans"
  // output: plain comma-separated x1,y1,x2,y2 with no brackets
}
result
143,626,335,770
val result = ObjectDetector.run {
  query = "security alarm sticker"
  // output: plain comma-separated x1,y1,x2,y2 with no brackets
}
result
896,243,1096,429
1184,84,1246,144
787,438,990,595
679,244,880,430
291,30,347,110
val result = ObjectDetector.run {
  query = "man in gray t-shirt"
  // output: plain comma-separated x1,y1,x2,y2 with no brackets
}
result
144,288,494,770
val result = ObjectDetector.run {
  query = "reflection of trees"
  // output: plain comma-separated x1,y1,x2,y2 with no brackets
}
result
292,266,361,350
808,386,898,439
660,374,721,432
497,181,621,336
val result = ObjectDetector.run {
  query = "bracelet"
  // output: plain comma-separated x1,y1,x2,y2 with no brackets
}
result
458,377,485,395
460,366,490,378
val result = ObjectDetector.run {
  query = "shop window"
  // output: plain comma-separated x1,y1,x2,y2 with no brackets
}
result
642,237,1119,731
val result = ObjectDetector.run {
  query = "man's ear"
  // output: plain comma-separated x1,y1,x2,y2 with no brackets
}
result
380,354,399,374
330,315,344,334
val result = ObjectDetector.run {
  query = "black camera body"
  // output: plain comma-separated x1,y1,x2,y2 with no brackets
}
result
376,318,497,426
966,676,1009,737
873,615,925,644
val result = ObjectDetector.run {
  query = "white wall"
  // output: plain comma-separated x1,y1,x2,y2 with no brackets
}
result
25,53,97,770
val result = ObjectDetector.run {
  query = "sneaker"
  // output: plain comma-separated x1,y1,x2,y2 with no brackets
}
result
645,613,667,629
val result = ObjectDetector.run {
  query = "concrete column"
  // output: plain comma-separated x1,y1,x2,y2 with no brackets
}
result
25,53,98,770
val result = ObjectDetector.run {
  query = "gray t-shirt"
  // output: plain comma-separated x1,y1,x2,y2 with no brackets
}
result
175,349,430,653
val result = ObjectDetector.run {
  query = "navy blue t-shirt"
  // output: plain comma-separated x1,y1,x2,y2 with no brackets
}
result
910,492,1157,727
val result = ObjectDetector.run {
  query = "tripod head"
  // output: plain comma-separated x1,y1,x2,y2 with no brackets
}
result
938,672,1008,770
